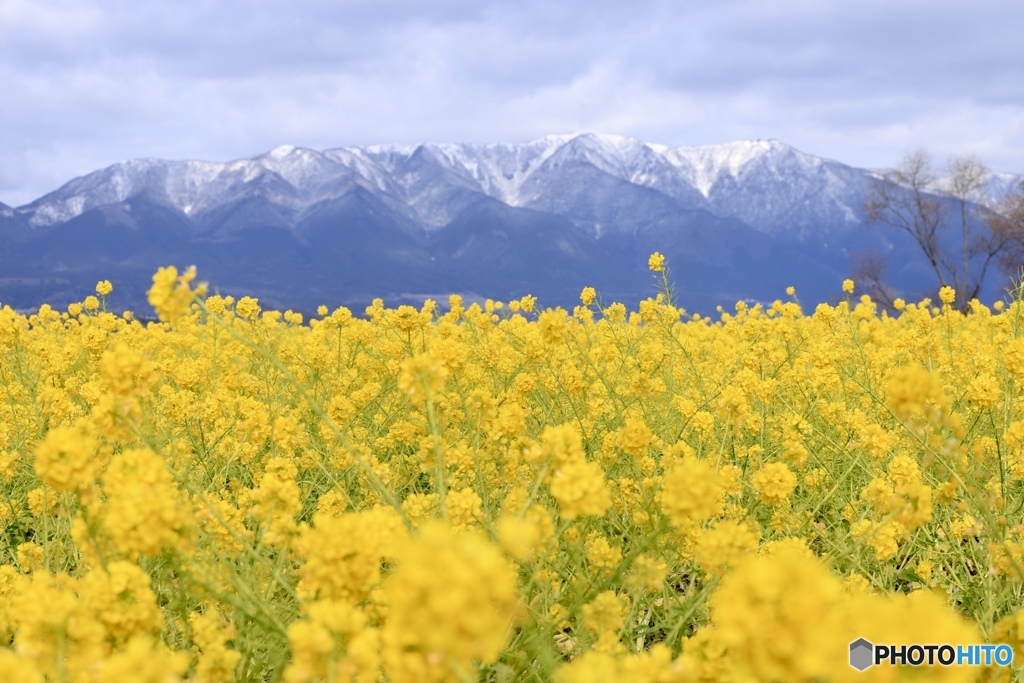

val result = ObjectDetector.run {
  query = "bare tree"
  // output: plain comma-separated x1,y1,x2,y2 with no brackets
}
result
946,154,992,297
850,249,898,310
864,150,1004,310
988,180,1024,277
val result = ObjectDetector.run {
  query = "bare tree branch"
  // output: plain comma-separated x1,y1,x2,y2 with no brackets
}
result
989,180,1024,277
850,249,897,311
946,154,990,301
862,150,1011,311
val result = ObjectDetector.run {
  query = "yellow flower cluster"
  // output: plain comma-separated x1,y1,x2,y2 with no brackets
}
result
146,265,205,323
1,261,1023,680
542,424,612,519
381,523,519,682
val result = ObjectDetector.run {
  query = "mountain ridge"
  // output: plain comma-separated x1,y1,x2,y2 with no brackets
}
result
1,133,1020,314
13,134,864,231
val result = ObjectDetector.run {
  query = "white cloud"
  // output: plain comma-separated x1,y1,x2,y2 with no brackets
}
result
1,0,1022,205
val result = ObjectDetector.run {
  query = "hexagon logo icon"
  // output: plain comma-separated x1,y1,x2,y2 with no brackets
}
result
850,638,874,671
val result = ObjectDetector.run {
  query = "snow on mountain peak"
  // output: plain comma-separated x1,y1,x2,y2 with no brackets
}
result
664,140,796,198
268,145,297,158
23,159,159,226
249,145,352,189
16,134,962,243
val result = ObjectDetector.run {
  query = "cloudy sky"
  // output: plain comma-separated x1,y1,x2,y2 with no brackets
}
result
2,0,1023,206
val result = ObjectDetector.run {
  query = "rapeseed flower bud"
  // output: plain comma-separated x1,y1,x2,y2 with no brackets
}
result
247,457,301,544
603,302,627,322
552,651,621,682
538,308,569,344
581,590,628,646
402,492,440,528
949,514,982,540
855,422,893,459
34,418,102,492
613,416,652,457
398,351,448,404
296,509,405,602
381,523,519,682
886,364,946,422
91,636,189,682
759,536,816,562
391,304,423,333
147,265,200,323
79,561,162,644
625,554,668,593
444,486,483,530
189,609,242,683
205,294,228,315
235,295,260,320
497,515,542,561
871,521,906,561
659,455,723,527
16,542,44,572
493,401,527,439
99,448,194,558
695,519,760,575
6,571,106,679
285,600,379,683
967,371,1001,408
540,423,585,468
916,558,935,585
1004,338,1024,377
708,545,846,681
194,494,251,555
550,458,611,519
750,461,797,506
0,651,41,683
585,532,621,572
0,450,18,483
886,453,922,487
648,252,666,272
99,343,156,399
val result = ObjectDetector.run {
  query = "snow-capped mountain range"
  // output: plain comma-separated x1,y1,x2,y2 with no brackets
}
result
0,133,1020,313
19,134,869,238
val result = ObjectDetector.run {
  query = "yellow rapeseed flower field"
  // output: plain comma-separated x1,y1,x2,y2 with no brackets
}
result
2,258,1024,680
